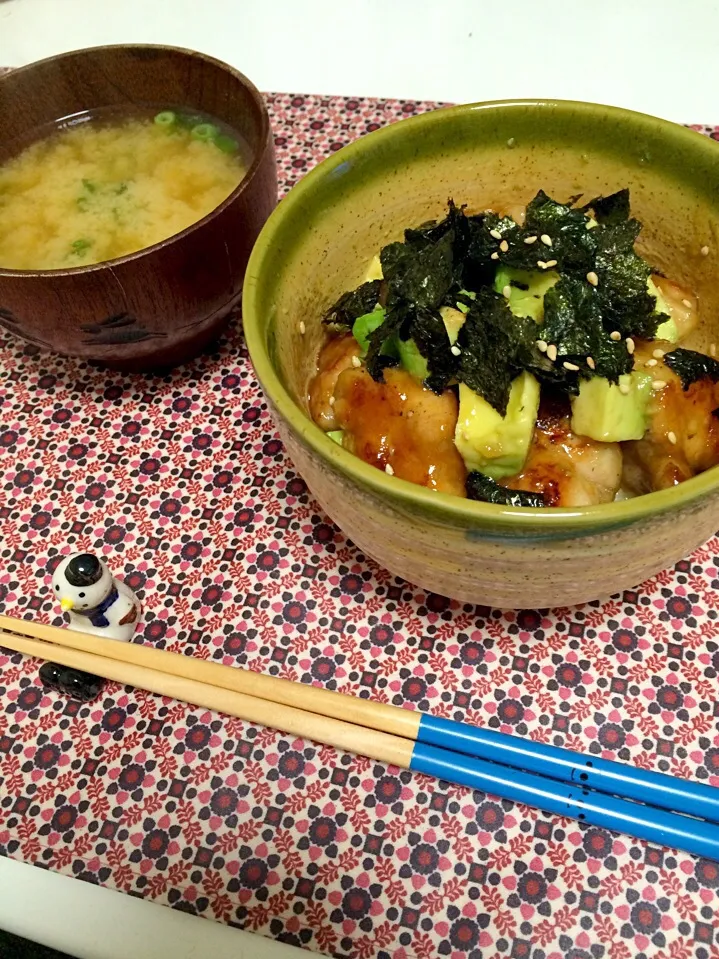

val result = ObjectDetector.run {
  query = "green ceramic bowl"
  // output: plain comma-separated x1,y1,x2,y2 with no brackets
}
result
243,99,719,608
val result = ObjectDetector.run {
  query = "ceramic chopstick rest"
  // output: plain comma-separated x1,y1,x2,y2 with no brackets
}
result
53,552,141,643
39,552,143,701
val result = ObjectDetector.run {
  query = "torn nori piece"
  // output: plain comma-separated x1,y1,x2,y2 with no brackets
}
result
463,213,524,281
463,191,594,278
370,224,459,390
457,289,538,415
539,276,634,384
664,348,719,390
466,471,546,508
409,308,459,394
594,246,664,339
382,230,455,311
324,280,382,327
585,188,631,225
523,190,597,273
380,241,409,282
405,199,472,283
589,194,666,339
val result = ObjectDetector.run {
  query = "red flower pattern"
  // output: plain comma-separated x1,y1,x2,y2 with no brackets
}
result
0,76,719,955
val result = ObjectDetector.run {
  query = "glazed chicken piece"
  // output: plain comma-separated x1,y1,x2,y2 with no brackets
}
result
332,365,467,496
503,394,622,507
622,342,719,494
308,334,361,431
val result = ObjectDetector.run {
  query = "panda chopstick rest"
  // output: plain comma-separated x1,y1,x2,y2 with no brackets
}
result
53,553,141,643
39,552,143,702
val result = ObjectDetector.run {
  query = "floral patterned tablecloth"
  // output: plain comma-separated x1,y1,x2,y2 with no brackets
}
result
2,84,719,959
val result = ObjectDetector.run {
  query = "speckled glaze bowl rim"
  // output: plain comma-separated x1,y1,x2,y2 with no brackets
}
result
243,97,719,531
0,43,272,278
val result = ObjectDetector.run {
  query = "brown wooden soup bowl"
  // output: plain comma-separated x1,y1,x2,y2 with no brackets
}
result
0,45,277,371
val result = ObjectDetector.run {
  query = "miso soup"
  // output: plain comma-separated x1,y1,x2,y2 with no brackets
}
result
0,108,249,270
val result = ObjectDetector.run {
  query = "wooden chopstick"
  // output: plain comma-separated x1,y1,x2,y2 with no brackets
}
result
0,615,419,737
2,614,719,826
0,627,412,767
3,618,719,861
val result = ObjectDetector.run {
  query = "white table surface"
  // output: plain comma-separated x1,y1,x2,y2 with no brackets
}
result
1,1,719,956
2,0,719,124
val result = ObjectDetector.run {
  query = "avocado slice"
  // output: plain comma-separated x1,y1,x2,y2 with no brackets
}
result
440,305,467,345
570,372,653,442
649,276,678,343
493,267,560,322
454,371,541,480
364,254,384,282
395,336,429,381
352,307,386,353
353,304,451,382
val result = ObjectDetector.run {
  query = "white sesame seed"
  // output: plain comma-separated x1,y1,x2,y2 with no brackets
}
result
646,358,658,367
652,349,664,359
586,356,595,370
682,298,693,308
536,340,548,353
507,137,516,148
586,271,599,287
406,410,414,418
610,331,621,341
652,379,667,391
500,240,509,253
701,245,710,256
711,343,718,357
385,463,394,476
619,383,631,395
540,234,552,247
299,320,306,335
351,355,362,368
537,260,547,269
491,251,500,260
490,229,503,240
329,395,336,406
626,337,635,355
547,344,558,362
502,285,512,299
667,431,677,445
563,361,580,371
450,345,462,356
545,260,558,268
524,236,538,245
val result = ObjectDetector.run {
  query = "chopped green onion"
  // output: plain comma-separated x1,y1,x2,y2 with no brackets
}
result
70,238,93,256
154,111,177,128
214,134,239,154
191,122,220,143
